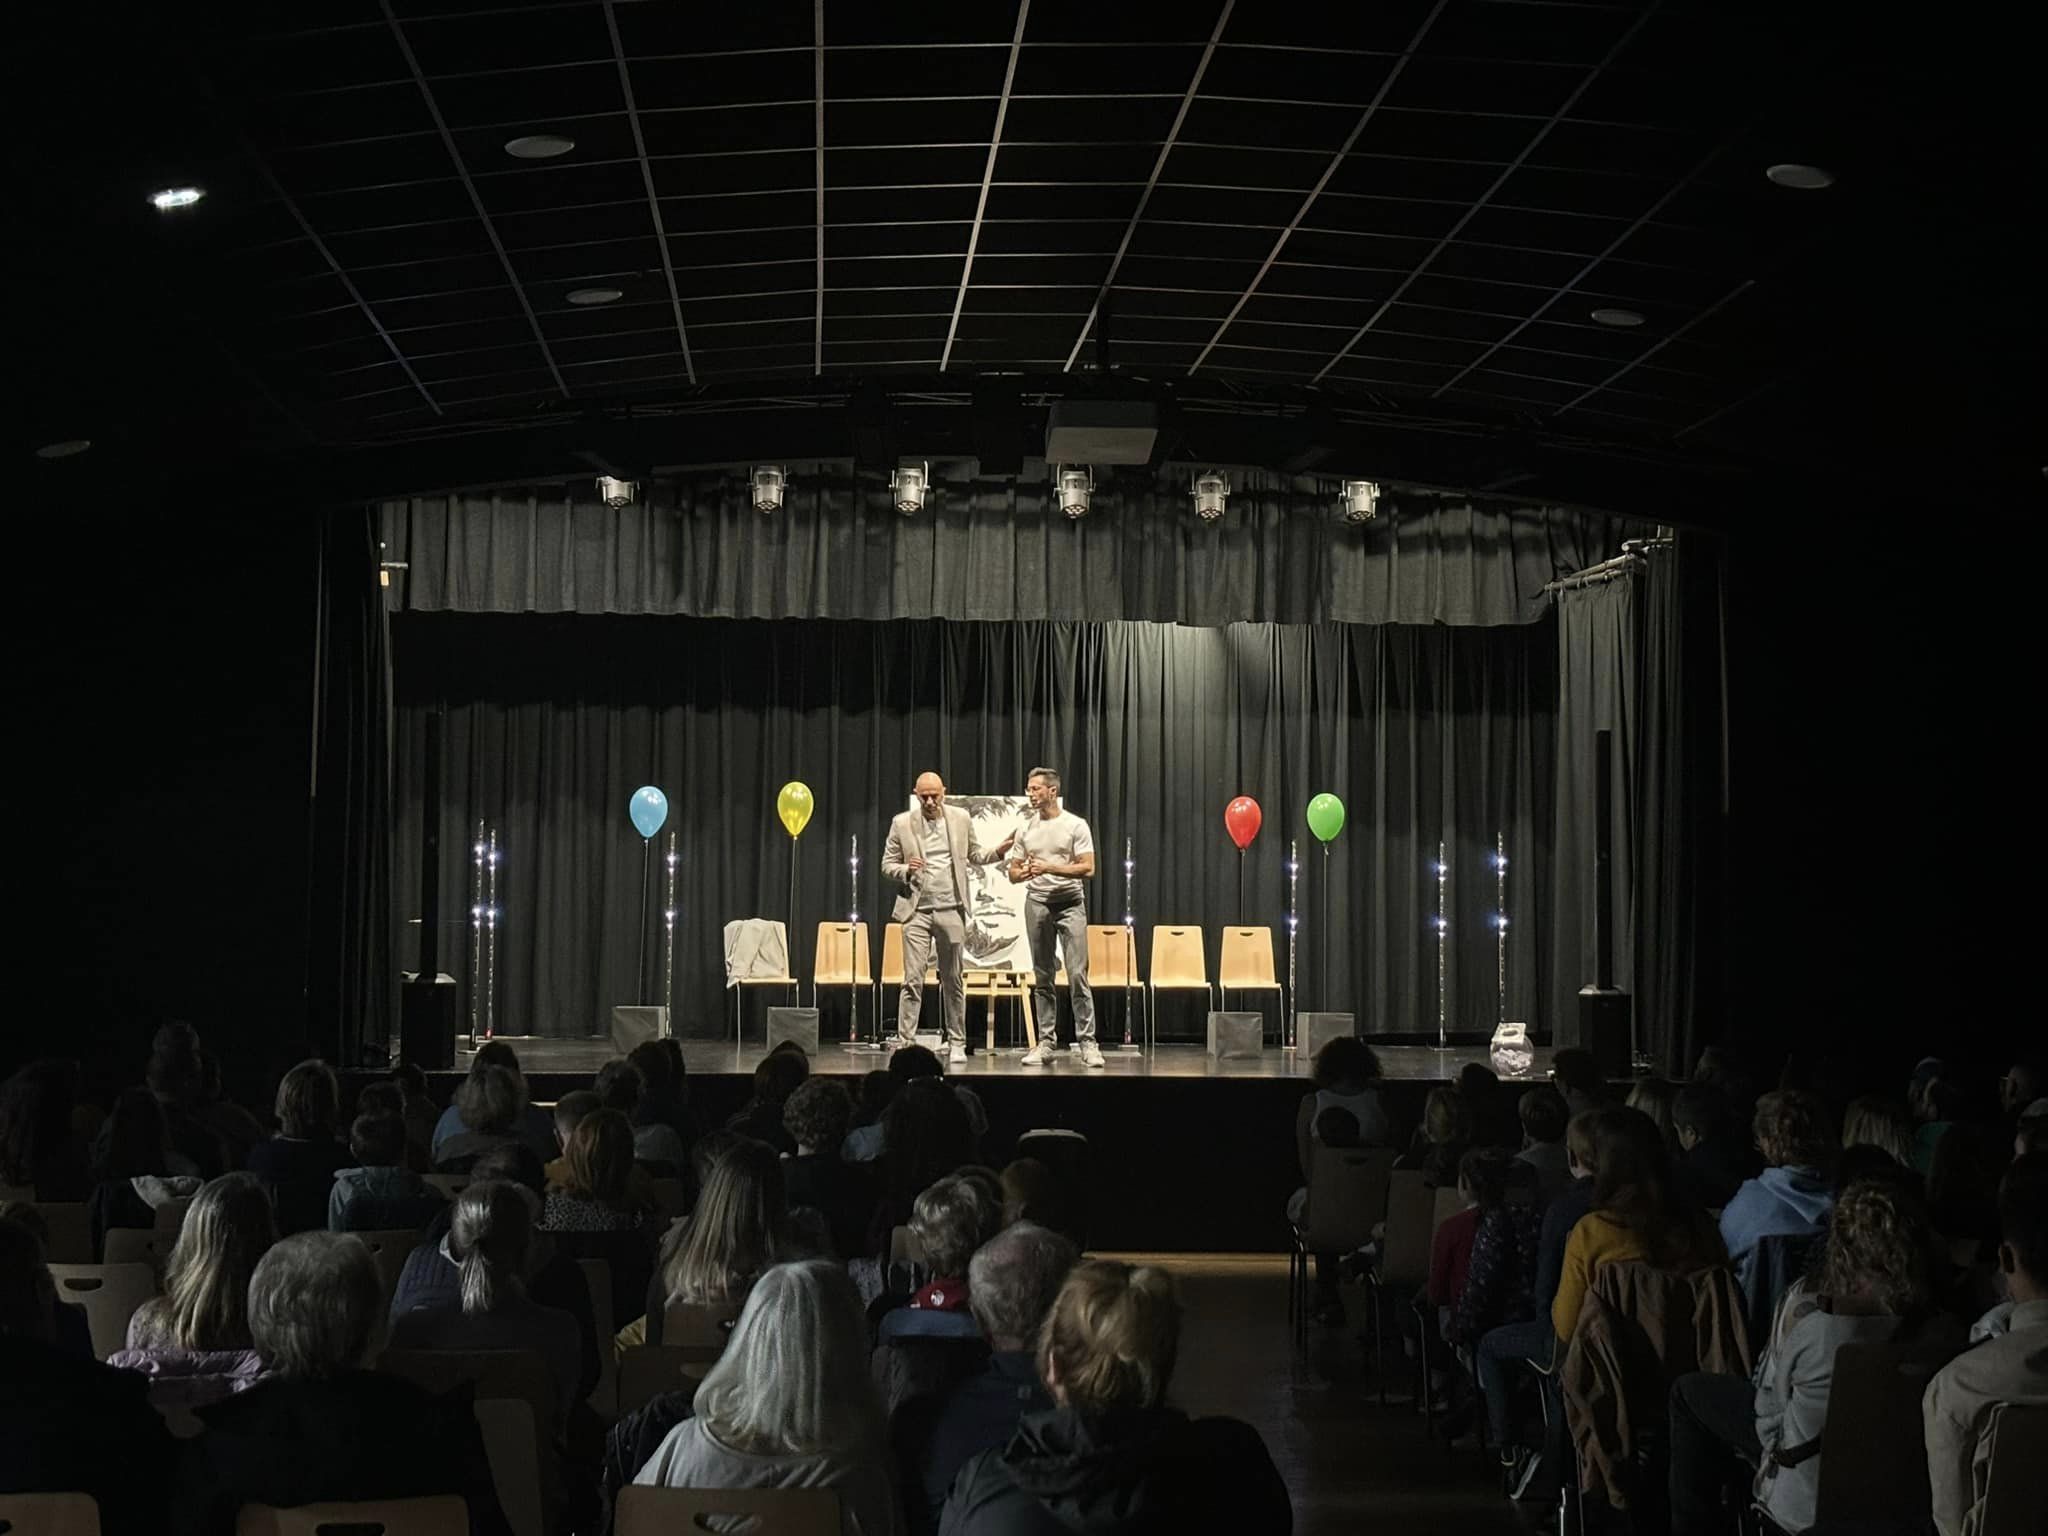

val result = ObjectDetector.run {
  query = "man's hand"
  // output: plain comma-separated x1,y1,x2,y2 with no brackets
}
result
992,832,1016,856
906,856,926,873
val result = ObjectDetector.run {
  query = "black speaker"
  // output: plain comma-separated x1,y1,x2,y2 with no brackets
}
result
1575,987,1632,1078
400,973,458,1070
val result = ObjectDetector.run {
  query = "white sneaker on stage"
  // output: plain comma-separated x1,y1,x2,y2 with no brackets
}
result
1019,1043,1054,1066
948,1043,967,1065
1078,1043,1106,1069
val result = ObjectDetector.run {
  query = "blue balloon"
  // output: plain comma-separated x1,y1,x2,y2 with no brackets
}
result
629,785,669,840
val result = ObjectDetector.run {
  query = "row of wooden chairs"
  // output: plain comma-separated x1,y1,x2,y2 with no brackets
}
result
735,919,1289,1048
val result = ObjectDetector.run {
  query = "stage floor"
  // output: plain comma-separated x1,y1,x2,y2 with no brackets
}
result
456,1035,1550,1084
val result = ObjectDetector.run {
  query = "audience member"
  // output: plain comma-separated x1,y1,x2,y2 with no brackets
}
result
867,1077,976,1259
593,1057,685,1171
783,1077,876,1260
1398,1086,1472,1188
1626,1079,1682,1157
649,1136,790,1342
1670,1174,1951,1536
0,1059,92,1200
1553,1107,1725,1342
725,1048,811,1154
144,1023,236,1178
1841,1095,1918,1171
1672,1082,1751,1211
328,1112,445,1232
1923,1153,2048,1536
1719,1089,1836,1289
1551,1048,1609,1116
1514,1085,1572,1203
1451,1154,1543,1350
1926,1122,2003,1255
998,1157,1075,1242
429,1041,555,1163
2017,1105,2048,1159
88,1084,202,1257
434,1063,532,1174
111,1171,276,1405
1998,1060,2042,1123
177,1230,509,1536
1908,1059,1963,1175
628,1038,699,1159
387,1060,440,1168
1294,1040,1390,1191
1,1217,176,1536
542,1108,653,1236
883,1173,1002,1340
246,1060,351,1236
388,1180,584,1421
1459,1062,1521,1150
0,1203,94,1358
895,1222,1078,1536
846,1050,942,1163
939,1259,1291,1536
633,1258,899,1536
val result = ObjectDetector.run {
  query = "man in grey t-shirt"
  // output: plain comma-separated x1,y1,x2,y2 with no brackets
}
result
1010,766,1102,1068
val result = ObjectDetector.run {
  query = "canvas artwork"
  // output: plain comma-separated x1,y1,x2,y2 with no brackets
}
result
909,793,1039,970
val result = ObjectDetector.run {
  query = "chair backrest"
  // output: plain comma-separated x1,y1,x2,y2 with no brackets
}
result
616,1485,840,1536
1217,926,1279,987
1431,1184,1468,1235
661,1300,741,1361
153,1196,194,1236
29,1202,92,1264
615,1345,711,1419
473,1397,545,1536
647,1177,689,1221
813,921,874,986
1812,1334,1967,1526
889,1224,926,1267
1979,1401,2048,1536
421,1174,469,1200
376,1346,557,1434
48,1263,158,1359
1148,926,1208,988
879,921,906,984
234,1497,468,1536
1297,1145,1396,1251
575,1256,616,1418
0,1492,102,1536
102,1226,174,1278
350,1229,424,1310
1741,1230,1821,1353
1084,925,1139,987
1378,1171,1436,1292
722,918,790,982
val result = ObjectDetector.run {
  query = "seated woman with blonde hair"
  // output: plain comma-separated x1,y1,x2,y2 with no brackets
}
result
939,1260,1291,1536
633,1258,900,1536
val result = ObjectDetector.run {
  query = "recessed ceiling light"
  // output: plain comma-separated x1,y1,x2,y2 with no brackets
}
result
34,439,92,460
504,134,576,160
1590,308,1646,328
566,287,623,306
1765,162,1835,190
148,187,204,211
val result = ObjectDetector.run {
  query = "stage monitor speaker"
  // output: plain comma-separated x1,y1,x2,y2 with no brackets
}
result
400,972,458,1070
1206,1011,1264,1060
610,1006,667,1055
766,1007,820,1057
1575,988,1632,1078
1297,1012,1355,1058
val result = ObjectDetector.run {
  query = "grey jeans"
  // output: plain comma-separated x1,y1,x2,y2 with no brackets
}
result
1025,896,1094,1044
898,906,966,1044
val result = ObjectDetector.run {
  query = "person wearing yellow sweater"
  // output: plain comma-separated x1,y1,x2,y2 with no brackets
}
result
1553,1109,1727,1341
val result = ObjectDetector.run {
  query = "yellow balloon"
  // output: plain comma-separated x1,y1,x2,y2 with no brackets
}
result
776,781,815,839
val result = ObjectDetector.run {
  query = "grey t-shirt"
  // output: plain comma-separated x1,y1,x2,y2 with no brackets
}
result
1015,810,1093,903
917,815,956,910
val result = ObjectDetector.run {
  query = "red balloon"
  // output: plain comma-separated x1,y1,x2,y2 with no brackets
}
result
1224,795,1263,850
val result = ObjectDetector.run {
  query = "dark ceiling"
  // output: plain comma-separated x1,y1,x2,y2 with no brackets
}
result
16,0,2043,518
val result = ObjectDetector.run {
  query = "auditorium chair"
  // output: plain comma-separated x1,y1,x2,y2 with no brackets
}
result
26,1201,92,1263
616,1485,839,1536
1217,925,1285,1042
102,1226,174,1279
1978,1403,2048,1536
722,918,799,1045
1147,926,1212,1045
615,1345,713,1419
375,1348,555,1536
660,1299,740,1365
1288,1145,1395,1355
574,1256,616,1418
350,1229,423,1312
47,1262,157,1359
646,1177,689,1223
1365,1171,1435,1405
0,1491,101,1536
811,920,872,1016
1783,1334,1969,1533
234,1497,467,1536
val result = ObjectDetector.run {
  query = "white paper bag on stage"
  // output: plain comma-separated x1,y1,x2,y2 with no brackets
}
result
722,918,790,984
1489,1021,1534,1077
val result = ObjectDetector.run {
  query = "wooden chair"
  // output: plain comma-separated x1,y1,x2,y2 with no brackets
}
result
1086,924,1144,1047
1147,926,1212,1046
1289,1145,1396,1353
102,1226,175,1279
48,1263,158,1359
1217,925,1285,1042
153,1196,194,1237
376,1349,555,1536
474,1398,545,1536
889,1224,926,1268
351,1229,424,1311
615,1344,711,1418
812,921,872,1020
876,923,939,1035
576,1256,616,1419
28,1202,92,1264
421,1174,469,1201
661,1299,740,1363
1805,1334,1968,1528
615,1485,839,1536
0,1492,101,1536
1366,1171,1435,1404
1979,1402,2048,1536
234,1497,468,1536
1431,1184,1468,1234
724,918,798,1045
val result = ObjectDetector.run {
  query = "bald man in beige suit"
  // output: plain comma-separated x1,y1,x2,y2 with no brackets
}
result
881,772,1014,1062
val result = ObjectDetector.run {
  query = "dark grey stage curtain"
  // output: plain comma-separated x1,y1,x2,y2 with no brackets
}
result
381,473,1646,627
1550,539,1727,1073
393,617,1560,1042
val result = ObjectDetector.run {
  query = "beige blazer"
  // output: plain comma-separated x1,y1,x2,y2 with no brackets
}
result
881,804,1006,923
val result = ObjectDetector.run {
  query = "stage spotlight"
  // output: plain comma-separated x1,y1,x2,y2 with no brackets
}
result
752,466,786,514
1191,471,1229,523
891,461,929,515
148,186,204,211
1339,479,1380,523
1056,465,1093,520
595,475,637,509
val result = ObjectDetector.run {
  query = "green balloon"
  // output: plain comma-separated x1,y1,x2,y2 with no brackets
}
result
1306,793,1346,843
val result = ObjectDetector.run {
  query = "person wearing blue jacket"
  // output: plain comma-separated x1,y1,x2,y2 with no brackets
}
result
1720,1089,1838,1288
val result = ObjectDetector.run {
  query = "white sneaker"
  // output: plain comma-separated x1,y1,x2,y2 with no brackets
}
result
1079,1043,1105,1069
1019,1043,1054,1066
948,1043,967,1065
